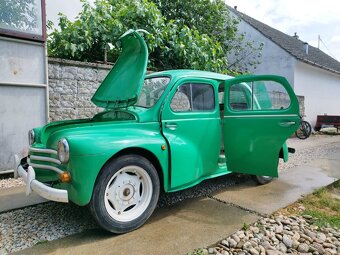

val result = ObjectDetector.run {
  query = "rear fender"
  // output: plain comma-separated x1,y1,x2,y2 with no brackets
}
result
280,142,289,162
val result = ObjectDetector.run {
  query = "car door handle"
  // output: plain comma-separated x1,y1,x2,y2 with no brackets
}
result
164,123,177,130
279,121,296,127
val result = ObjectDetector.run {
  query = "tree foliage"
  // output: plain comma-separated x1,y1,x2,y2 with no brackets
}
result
153,0,232,45
48,0,262,73
153,0,263,73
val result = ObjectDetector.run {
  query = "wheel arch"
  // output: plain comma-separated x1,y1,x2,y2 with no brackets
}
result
99,147,165,193
88,147,162,233
279,142,289,162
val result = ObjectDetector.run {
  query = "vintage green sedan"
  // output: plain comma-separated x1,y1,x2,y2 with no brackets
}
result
15,29,300,233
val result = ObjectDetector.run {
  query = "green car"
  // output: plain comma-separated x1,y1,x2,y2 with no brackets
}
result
15,29,300,233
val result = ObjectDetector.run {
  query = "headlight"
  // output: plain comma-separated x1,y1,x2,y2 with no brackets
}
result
28,129,35,145
57,138,69,164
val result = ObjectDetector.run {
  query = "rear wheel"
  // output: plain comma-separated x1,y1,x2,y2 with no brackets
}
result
295,120,312,139
89,154,160,233
252,175,274,185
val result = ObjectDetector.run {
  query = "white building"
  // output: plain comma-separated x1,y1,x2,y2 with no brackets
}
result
228,7,340,127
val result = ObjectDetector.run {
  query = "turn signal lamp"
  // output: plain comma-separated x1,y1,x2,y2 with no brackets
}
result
60,172,71,183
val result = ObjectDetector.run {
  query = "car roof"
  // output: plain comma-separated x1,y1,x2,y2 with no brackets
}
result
146,69,234,82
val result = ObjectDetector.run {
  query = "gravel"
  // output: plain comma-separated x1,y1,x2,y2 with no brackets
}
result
0,135,340,254
0,202,97,254
0,176,24,189
205,214,340,255
278,136,340,171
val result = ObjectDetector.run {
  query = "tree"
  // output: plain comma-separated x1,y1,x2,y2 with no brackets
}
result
153,0,263,73
48,0,165,63
48,0,261,73
153,0,231,44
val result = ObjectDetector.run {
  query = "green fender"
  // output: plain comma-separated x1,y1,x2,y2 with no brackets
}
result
58,125,169,206
281,142,289,162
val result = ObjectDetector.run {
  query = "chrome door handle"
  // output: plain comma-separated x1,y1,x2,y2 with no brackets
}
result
279,121,296,127
164,123,177,130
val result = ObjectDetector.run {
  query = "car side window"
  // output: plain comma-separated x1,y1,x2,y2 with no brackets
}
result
229,83,252,110
229,81,291,111
253,81,291,110
171,83,215,112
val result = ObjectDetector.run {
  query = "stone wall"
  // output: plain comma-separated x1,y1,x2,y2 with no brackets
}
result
48,58,112,122
297,95,305,116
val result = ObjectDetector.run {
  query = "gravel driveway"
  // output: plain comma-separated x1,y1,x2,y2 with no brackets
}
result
0,135,340,254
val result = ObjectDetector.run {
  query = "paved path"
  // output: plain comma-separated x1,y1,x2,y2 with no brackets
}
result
11,136,340,255
0,186,46,213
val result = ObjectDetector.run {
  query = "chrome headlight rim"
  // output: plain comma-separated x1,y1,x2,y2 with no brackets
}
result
57,138,70,164
28,129,35,145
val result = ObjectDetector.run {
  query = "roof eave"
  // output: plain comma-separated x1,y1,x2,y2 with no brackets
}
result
296,57,340,76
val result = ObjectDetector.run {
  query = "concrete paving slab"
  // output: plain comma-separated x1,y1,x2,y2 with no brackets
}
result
14,197,259,255
213,150,340,215
0,186,47,213
213,165,335,215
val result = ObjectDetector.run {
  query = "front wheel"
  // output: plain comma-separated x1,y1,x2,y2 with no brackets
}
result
89,155,160,234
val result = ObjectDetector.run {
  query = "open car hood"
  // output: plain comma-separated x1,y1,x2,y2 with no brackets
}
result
91,29,148,109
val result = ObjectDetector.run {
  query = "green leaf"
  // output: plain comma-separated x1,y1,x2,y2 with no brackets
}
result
70,43,77,56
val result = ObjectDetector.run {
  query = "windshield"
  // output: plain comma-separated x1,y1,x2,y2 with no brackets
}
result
136,76,170,108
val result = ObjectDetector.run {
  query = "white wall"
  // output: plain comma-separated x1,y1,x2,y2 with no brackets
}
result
0,38,46,84
0,37,48,171
0,85,47,170
228,14,296,86
294,61,340,127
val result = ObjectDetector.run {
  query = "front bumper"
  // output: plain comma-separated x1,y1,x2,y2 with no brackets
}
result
14,155,68,203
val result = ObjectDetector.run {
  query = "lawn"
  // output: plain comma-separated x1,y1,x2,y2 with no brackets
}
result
280,180,340,228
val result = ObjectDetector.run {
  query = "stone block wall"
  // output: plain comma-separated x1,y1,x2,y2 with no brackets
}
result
268,92,305,115
48,58,112,121
297,95,305,116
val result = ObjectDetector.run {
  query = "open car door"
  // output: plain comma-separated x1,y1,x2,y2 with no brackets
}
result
223,75,300,177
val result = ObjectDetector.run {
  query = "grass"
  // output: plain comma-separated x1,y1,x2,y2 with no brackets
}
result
242,222,250,231
280,180,340,228
36,240,48,245
187,248,205,255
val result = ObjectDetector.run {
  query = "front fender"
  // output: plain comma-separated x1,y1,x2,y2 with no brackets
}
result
62,124,169,206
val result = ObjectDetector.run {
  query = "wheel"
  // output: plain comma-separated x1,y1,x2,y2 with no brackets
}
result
302,121,312,138
252,175,274,185
295,120,312,139
89,154,160,233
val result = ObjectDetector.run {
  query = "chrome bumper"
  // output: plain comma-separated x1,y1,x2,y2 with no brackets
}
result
14,155,69,203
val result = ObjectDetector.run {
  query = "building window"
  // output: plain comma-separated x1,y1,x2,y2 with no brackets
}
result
0,0,46,42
